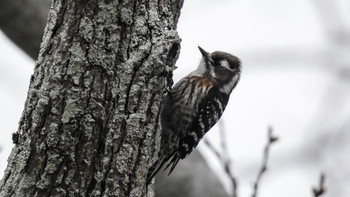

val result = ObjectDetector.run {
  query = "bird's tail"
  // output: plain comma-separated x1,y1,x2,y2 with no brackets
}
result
146,151,180,184
147,157,168,184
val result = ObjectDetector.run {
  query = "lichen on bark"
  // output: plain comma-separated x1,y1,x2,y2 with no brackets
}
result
0,0,184,196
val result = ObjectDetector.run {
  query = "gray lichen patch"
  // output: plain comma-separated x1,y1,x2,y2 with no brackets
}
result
67,42,87,85
79,17,95,42
61,98,83,124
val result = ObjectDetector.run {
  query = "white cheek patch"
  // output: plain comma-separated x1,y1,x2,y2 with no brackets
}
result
219,75,239,94
210,68,216,78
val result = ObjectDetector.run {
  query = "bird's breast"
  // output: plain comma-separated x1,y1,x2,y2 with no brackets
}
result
188,76,214,91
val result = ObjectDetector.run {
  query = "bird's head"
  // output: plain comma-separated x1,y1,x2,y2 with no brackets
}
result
197,46,241,94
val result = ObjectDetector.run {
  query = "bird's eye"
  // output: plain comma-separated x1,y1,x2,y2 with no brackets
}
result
229,64,236,69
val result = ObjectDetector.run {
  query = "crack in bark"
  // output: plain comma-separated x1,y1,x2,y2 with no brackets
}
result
44,0,68,57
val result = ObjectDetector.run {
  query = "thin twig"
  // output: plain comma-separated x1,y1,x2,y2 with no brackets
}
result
219,121,238,197
313,173,326,197
203,120,238,197
204,138,222,161
251,127,278,197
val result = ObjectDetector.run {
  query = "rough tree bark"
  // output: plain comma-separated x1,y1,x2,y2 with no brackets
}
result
0,0,183,196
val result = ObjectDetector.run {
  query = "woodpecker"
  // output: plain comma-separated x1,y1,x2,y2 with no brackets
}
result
147,46,241,183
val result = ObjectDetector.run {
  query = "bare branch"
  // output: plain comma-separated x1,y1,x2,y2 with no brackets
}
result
204,120,238,197
204,139,222,161
219,121,238,197
313,173,326,197
251,127,278,197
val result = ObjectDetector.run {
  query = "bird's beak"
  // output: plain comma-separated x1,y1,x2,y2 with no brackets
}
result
198,46,209,58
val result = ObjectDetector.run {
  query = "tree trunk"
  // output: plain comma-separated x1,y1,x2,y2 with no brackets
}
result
0,0,183,196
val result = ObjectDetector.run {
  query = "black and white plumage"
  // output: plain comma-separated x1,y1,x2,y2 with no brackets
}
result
147,46,241,183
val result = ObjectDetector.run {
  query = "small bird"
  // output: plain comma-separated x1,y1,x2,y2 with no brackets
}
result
147,46,241,183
